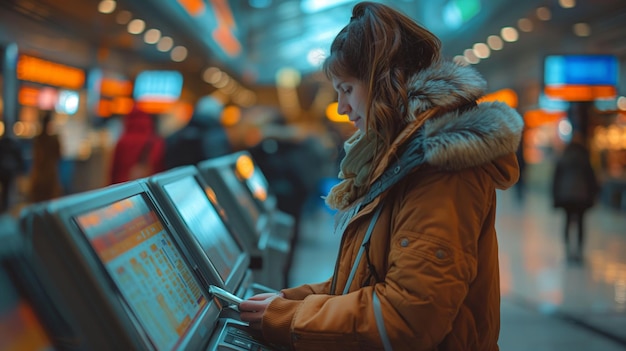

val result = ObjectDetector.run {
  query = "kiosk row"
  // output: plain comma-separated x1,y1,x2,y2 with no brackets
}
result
1,151,295,350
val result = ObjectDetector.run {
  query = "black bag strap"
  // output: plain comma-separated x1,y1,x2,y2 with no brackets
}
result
360,136,425,208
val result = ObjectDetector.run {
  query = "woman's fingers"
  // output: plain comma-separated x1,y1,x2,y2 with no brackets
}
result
239,299,270,312
239,309,265,323
247,292,279,301
239,292,284,329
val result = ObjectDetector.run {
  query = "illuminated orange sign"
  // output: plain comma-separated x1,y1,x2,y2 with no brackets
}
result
177,0,205,16
18,86,39,107
544,85,616,101
101,78,133,97
210,0,241,57
478,88,518,108
136,101,176,114
17,55,85,89
523,109,565,128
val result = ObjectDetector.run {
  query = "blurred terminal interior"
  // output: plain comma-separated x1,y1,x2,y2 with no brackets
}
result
0,0,625,350
0,0,626,204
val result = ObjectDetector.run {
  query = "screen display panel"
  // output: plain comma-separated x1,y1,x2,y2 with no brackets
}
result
74,194,207,350
243,168,269,208
0,268,55,351
162,177,243,282
231,154,270,211
217,167,261,227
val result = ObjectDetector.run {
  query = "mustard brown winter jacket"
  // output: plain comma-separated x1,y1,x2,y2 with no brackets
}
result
262,61,524,351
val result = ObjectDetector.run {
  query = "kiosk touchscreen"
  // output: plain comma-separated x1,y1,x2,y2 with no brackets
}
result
146,166,272,298
197,152,293,289
0,215,78,351
18,182,273,351
197,153,267,248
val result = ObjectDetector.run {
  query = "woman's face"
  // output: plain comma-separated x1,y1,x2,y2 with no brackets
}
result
332,75,368,132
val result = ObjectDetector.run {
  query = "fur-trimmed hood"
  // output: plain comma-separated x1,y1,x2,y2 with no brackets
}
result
376,60,523,189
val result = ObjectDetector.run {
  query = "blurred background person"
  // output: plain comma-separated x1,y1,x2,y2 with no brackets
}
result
29,110,63,203
246,110,331,225
164,95,231,169
551,131,600,263
0,134,25,212
109,105,165,184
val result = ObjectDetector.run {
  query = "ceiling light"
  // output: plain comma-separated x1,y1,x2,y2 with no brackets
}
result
98,0,116,14
487,35,503,50
115,10,132,25
517,18,533,32
473,43,490,59
203,67,223,85
536,7,551,21
559,0,576,8
463,49,480,64
453,55,469,66
127,19,145,34
170,46,187,62
157,36,174,52
214,74,230,89
144,29,161,44
276,68,301,88
500,27,519,42
307,48,326,67
573,23,591,37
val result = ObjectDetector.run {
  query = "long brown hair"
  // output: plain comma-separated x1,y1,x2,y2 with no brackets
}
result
323,1,441,187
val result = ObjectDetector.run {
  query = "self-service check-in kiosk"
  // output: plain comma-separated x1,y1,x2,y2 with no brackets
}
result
196,151,294,290
18,181,280,351
145,165,277,299
0,214,81,350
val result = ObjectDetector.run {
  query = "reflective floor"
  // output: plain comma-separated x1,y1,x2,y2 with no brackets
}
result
289,186,626,351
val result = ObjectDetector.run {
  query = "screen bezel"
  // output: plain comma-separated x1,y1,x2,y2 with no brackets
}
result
42,181,220,351
146,166,250,293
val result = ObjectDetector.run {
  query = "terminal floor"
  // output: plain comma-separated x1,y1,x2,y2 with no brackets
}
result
288,187,626,351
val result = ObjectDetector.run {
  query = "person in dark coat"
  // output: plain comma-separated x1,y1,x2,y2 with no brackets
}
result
110,106,165,184
551,132,599,263
0,136,25,212
164,96,231,169
29,110,63,203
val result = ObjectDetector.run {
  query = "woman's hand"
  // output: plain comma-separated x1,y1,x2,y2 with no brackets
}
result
239,292,284,330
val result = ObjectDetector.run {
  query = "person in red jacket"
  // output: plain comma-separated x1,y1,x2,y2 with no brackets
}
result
110,105,165,184
239,2,523,351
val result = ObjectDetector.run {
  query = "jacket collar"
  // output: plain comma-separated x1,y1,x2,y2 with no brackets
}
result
370,60,523,181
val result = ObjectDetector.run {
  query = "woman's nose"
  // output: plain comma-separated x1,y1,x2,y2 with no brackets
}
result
337,98,350,115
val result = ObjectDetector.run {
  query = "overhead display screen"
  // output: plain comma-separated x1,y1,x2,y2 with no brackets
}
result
544,55,618,86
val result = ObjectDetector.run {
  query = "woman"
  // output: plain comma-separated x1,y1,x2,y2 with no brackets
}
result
239,2,523,350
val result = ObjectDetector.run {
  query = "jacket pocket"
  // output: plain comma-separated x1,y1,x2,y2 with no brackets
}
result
393,231,455,266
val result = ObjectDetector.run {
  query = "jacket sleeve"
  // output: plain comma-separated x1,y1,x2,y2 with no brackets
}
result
280,278,332,300
261,167,491,350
